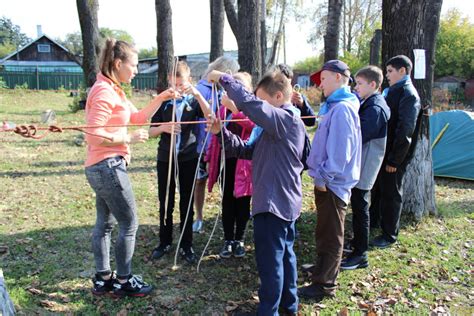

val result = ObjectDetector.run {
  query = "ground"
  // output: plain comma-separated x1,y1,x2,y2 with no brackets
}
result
0,89,473,315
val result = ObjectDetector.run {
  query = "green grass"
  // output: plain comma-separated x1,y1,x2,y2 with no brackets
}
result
0,90,473,315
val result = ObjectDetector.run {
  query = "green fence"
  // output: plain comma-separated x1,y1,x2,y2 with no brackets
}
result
0,71,158,90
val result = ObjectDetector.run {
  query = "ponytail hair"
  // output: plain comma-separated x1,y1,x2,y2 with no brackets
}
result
99,38,137,84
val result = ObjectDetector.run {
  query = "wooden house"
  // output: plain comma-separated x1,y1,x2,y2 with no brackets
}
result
0,32,81,73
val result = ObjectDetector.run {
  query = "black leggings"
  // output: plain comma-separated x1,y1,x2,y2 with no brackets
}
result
221,158,251,241
157,158,198,249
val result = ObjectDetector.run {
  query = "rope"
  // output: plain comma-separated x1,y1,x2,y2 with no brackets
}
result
1,116,319,140
197,83,226,272
164,57,180,226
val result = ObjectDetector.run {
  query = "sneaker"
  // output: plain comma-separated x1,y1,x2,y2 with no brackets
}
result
112,275,153,298
91,272,115,296
233,240,246,258
151,244,171,260
219,240,234,259
370,235,396,249
298,283,336,302
343,239,353,254
340,254,369,270
179,247,197,264
192,220,203,233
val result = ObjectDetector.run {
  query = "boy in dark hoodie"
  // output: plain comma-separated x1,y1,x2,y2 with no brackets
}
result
340,65,390,270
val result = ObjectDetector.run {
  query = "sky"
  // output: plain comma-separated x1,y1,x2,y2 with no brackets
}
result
2,0,474,66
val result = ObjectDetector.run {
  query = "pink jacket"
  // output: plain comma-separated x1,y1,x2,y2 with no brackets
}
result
207,106,255,198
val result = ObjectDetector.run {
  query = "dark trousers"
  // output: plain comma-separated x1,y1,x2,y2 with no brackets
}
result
222,158,251,241
312,188,347,287
157,158,198,249
368,176,381,228
350,188,370,256
254,213,298,315
378,165,407,243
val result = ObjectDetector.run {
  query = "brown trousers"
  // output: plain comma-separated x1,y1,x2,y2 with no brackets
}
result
312,187,347,288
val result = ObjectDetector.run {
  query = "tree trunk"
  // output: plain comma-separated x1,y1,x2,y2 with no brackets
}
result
224,0,261,83
76,0,100,88
210,0,224,62
324,0,343,61
156,0,174,92
382,0,442,219
267,0,287,67
260,0,267,70
369,29,382,66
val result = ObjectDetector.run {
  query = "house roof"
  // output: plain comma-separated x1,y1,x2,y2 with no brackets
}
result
435,76,466,83
0,34,72,64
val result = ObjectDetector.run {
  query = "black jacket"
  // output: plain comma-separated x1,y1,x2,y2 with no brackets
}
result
151,96,204,162
384,77,421,168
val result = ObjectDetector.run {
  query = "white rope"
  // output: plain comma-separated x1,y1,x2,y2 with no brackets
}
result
197,82,227,272
172,78,215,270
163,57,179,224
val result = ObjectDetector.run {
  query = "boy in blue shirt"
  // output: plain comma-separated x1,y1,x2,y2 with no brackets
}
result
207,68,305,315
299,60,361,302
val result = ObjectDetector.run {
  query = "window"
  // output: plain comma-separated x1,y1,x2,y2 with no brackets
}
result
37,44,51,53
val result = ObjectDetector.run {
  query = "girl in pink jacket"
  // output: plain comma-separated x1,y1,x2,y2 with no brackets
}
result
207,72,255,258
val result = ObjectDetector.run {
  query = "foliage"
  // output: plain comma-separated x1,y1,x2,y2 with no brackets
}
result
57,32,83,56
341,50,367,74
13,82,28,90
432,88,467,112
435,9,474,79
69,86,87,113
307,0,381,60
292,55,323,74
0,17,31,58
0,91,473,315
0,76,7,89
58,28,135,56
99,28,134,45
138,47,158,60
302,86,323,107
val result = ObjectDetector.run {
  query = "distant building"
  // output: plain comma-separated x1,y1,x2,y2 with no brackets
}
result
0,26,81,73
139,51,239,81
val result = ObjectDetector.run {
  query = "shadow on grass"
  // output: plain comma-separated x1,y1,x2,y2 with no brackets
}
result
1,219,260,315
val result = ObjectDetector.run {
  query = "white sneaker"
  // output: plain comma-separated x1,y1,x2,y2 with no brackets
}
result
192,220,203,233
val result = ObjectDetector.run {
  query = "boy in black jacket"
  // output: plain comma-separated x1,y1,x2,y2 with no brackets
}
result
370,55,421,249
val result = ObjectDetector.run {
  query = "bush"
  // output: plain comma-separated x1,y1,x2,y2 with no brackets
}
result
302,86,323,110
432,88,468,112
0,77,7,89
69,86,87,113
14,82,28,90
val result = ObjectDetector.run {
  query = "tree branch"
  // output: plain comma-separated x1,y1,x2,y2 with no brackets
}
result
224,0,239,38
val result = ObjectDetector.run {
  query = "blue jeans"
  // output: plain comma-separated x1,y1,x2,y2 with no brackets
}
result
85,156,138,278
253,212,298,315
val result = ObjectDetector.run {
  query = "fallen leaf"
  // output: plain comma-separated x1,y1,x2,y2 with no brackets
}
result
39,299,55,308
338,307,349,316
116,307,128,316
27,288,44,295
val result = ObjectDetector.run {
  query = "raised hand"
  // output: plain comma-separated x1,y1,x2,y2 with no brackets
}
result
205,114,221,135
182,83,199,97
157,88,181,102
207,70,225,83
291,91,304,107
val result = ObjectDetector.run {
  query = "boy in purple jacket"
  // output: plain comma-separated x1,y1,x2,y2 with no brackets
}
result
207,69,305,315
299,60,362,302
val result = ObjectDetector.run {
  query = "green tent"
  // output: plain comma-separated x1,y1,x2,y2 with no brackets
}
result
430,110,474,181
